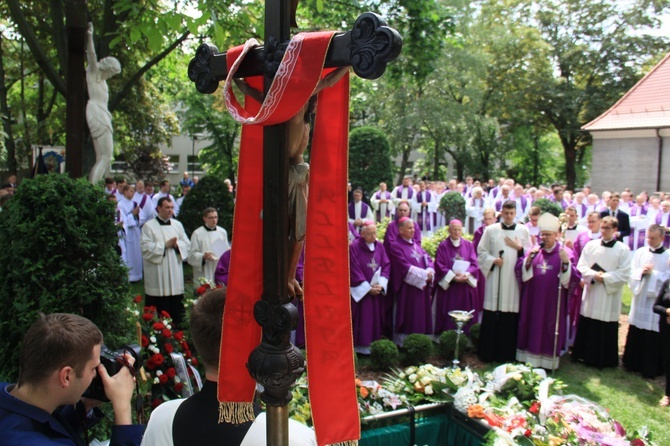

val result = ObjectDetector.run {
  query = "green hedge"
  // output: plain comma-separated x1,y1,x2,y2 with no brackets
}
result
0,174,134,380
177,175,235,238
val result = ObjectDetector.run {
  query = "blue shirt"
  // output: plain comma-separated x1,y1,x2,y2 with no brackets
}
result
0,383,144,446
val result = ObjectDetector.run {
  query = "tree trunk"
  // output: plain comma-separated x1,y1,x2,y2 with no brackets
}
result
456,159,464,182
0,34,17,174
432,140,441,180
532,132,540,186
397,145,411,184
563,142,578,191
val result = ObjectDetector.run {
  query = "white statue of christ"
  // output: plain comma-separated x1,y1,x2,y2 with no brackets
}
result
86,22,121,184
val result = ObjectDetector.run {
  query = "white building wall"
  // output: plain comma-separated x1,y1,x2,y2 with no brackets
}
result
590,129,669,194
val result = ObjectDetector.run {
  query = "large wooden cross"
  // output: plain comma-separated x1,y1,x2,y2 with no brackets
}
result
188,2,401,444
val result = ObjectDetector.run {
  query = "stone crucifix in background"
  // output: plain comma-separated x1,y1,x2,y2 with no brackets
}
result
86,22,121,184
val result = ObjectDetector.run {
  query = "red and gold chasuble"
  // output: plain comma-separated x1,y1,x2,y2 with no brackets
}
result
219,32,359,446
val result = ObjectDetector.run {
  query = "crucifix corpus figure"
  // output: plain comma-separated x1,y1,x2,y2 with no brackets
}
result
234,67,348,298
86,22,121,184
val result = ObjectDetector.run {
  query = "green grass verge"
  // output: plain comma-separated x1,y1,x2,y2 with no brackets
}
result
554,359,670,445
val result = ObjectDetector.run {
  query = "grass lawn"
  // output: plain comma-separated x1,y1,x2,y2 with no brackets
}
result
554,360,670,444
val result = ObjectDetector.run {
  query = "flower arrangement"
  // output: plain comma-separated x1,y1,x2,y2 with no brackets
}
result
383,364,462,405
282,361,654,446
289,372,408,425
446,363,655,446
136,302,197,408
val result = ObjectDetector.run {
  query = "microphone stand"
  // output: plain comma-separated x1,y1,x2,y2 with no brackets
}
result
552,264,562,374
552,219,568,373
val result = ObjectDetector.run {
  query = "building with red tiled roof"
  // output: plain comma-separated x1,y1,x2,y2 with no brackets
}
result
582,53,670,194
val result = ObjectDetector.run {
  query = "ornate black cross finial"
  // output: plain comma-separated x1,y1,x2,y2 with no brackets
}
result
187,12,402,94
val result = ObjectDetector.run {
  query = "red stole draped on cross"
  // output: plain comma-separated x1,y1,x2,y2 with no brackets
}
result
219,32,359,446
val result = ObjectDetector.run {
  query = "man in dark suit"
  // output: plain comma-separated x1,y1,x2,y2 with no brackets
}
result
600,192,630,242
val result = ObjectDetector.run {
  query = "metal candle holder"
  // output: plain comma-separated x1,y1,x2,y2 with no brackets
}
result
448,310,474,369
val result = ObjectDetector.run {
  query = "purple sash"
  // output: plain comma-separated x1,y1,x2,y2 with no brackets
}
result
628,205,647,250
348,201,370,221
576,203,587,218
139,194,148,209
395,186,413,201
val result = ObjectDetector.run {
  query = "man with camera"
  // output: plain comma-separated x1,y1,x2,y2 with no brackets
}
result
0,313,144,445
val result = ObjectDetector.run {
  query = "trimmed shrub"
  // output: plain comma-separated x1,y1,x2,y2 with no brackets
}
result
532,198,563,218
370,339,400,371
437,330,468,360
177,175,235,238
402,334,433,365
348,127,394,197
0,174,134,381
439,192,466,224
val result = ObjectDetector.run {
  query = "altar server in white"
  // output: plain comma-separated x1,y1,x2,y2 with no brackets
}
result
118,184,143,282
188,207,230,283
623,224,670,377
477,200,533,363
573,216,630,368
141,197,191,327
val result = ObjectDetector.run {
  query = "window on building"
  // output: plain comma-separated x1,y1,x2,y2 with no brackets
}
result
166,155,180,173
187,155,204,174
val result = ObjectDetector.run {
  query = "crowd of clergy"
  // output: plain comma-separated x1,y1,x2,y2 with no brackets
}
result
346,176,670,406
99,172,670,406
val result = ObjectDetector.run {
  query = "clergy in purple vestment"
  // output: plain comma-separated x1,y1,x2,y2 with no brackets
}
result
371,182,395,221
348,188,373,233
516,214,579,369
411,181,436,237
628,194,649,251
213,249,231,287
387,217,435,345
383,201,421,252
381,201,421,339
349,223,391,354
433,220,479,334
391,176,414,208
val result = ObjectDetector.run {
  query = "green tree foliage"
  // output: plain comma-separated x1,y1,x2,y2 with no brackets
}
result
0,174,134,380
178,89,240,185
491,0,670,189
178,175,235,238
348,126,394,195
1,0,259,177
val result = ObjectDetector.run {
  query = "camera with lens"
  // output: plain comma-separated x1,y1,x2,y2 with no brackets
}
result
84,343,142,402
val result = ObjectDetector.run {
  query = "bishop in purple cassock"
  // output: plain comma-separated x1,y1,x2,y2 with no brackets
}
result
433,220,479,334
387,217,435,345
516,214,579,370
382,201,421,338
214,248,232,286
349,223,391,354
